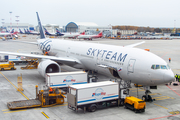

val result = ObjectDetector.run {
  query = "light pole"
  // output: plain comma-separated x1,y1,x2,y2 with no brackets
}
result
15,16,19,32
9,11,12,30
1,19,5,31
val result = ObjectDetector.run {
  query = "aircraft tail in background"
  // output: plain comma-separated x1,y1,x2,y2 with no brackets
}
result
36,12,46,39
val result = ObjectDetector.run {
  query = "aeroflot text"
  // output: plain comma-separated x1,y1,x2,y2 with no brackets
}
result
87,48,128,62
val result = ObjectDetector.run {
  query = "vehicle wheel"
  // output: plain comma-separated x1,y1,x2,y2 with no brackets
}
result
120,100,124,106
90,106,97,112
135,109,138,113
11,67,14,70
1,68,4,71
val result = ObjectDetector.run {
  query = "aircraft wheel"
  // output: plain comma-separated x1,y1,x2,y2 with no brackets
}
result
142,95,147,101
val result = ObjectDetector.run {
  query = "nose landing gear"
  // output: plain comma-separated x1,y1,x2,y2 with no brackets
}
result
142,87,155,102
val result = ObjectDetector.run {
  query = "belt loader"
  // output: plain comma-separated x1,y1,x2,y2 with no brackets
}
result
7,85,66,110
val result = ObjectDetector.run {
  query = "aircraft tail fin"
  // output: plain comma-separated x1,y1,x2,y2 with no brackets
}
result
24,29,27,33
98,32,102,36
56,28,64,36
10,29,14,33
81,31,85,35
36,12,46,39
19,29,23,33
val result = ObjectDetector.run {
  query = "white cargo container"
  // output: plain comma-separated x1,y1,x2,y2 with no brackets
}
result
67,81,129,112
45,71,88,88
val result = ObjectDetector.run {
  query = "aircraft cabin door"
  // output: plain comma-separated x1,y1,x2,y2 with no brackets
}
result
128,59,136,73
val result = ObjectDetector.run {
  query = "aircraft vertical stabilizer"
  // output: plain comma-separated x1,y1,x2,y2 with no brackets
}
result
36,12,45,39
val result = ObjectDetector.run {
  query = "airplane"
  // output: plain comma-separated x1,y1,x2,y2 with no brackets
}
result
55,28,65,36
0,31,18,40
77,32,103,40
10,29,14,33
19,29,25,34
0,12,174,102
44,28,63,36
27,29,40,35
62,31,85,39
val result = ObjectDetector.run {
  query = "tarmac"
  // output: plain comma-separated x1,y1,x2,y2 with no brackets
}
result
0,34,180,120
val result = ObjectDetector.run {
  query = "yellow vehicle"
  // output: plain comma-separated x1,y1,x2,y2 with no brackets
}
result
134,84,143,87
124,96,146,113
0,61,16,71
7,85,66,110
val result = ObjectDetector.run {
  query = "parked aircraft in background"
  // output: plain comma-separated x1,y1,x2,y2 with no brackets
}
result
77,32,103,40
27,29,40,35
63,31,85,39
0,31,18,40
44,28,63,36
0,12,174,102
19,29,25,34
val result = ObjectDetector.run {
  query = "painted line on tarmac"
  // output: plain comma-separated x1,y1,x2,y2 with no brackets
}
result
0,72,29,100
153,96,174,101
51,103,68,108
41,111,49,119
166,85,180,96
3,109,27,114
161,52,168,58
148,113,180,120
153,103,168,110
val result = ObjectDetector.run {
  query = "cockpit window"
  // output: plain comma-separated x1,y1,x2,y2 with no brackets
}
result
156,65,160,69
151,65,156,69
151,64,170,70
161,65,167,69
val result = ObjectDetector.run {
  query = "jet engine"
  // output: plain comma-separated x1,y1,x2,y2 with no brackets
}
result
38,60,61,77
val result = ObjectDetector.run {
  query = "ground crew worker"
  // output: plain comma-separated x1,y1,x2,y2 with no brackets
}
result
175,74,178,81
169,58,171,63
49,87,53,93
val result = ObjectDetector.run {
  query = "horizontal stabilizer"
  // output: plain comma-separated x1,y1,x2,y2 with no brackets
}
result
125,41,145,48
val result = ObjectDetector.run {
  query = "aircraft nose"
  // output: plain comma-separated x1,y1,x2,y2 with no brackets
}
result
163,70,174,83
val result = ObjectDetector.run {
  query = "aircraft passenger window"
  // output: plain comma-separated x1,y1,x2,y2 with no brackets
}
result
156,65,160,69
161,65,167,69
151,65,156,69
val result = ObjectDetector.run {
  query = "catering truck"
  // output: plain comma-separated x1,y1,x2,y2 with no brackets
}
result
67,81,130,112
45,71,88,91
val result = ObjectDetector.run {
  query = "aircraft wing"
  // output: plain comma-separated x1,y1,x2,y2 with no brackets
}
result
0,51,80,64
4,40,38,45
124,41,145,48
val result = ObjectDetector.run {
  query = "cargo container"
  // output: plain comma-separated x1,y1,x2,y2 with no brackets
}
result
45,71,88,90
67,81,129,112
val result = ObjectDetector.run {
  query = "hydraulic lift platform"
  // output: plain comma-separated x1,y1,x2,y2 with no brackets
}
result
21,58,39,70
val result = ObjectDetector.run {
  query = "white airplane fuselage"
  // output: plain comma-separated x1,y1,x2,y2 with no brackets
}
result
38,38,174,86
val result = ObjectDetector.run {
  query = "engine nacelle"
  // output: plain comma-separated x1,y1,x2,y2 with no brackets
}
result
38,60,61,77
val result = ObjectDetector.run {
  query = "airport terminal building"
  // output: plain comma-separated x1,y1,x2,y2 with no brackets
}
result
3,23,34,31
65,22,111,33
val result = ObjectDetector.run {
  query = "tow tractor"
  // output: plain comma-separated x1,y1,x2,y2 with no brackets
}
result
7,85,66,110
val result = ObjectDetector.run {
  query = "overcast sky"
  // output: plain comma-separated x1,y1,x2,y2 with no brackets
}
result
1,0,180,28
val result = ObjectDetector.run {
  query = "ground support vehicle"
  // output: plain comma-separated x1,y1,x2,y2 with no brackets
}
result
124,96,146,113
0,61,16,71
67,81,130,112
7,85,66,110
46,71,88,91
